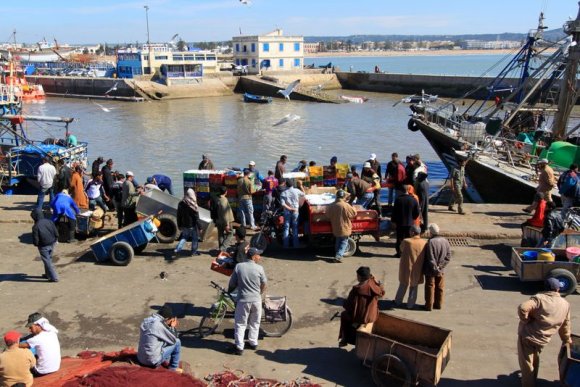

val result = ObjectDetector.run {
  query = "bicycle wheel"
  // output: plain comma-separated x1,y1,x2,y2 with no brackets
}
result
198,303,227,337
260,306,293,337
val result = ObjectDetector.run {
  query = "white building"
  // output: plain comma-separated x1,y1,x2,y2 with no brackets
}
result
232,29,304,74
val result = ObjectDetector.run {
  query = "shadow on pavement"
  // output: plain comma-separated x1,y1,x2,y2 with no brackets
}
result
440,371,557,386
474,274,540,295
256,347,374,386
0,273,49,282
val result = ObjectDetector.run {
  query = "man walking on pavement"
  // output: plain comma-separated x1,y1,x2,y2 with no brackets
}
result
228,248,267,355
517,277,571,387
423,223,452,311
449,157,468,215
326,189,357,261
395,225,427,309
31,209,59,282
391,184,420,258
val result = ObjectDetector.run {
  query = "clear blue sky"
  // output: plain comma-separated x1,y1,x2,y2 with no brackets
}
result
1,0,576,44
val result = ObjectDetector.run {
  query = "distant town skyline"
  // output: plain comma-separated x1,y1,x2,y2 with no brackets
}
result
1,0,577,44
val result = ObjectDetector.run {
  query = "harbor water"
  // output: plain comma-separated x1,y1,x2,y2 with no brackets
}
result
22,91,447,194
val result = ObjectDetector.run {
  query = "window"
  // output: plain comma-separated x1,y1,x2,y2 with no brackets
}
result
279,43,284,51
251,43,255,52
279,58,284,67
235,43,240,52
294,58,300,67
263,43,269,52
243,45,247,52
155,55,168,60
252,59,256,67
206,55,216,61
294,42,300,51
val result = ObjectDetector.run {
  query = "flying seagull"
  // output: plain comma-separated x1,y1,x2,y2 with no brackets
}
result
92,101,115,113
277,79,300,101
240,0,251,4
104,82,118,95
273,113,301,127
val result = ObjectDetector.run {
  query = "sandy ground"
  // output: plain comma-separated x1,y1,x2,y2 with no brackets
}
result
0,196,578,386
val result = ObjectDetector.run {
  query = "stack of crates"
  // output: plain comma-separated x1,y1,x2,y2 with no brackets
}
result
183,170,226,209
224,172,240,212
323,165,337,187
336,163,349,188
309,166,324,187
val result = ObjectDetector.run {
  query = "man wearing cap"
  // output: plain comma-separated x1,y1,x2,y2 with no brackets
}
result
228,248,267,355
517,278,571,386
345,173,374,209
423,223,452,311
449,157,468,215
122,171,140,226
248,161,264,184
524,159,556,214
146,174,173,195
360,162,381,209
395,225,427,309
0,330,35,386
20,313,61,376
198,154,214,170
339,266,384,347
137,305,181,371
326,190,357,261
366,153,382,177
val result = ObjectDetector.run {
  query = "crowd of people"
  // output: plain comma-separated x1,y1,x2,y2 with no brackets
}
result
2,152,572,386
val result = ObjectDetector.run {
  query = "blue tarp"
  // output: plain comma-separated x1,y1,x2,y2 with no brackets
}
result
11,144,65,156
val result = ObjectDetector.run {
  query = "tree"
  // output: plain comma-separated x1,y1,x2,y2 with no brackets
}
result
177,39,188,51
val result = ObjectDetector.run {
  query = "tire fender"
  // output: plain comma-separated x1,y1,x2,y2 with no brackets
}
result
408,118,419,132
156,213,178,243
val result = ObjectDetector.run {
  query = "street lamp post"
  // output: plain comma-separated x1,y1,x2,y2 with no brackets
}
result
144,5,152,75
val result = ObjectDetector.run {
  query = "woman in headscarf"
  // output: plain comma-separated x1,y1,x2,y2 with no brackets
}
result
69,165,88,210
338,266,385,347
174,188,200,257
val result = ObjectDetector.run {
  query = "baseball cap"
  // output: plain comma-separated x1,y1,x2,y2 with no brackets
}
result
25,312,42,327
369,153,376,160
247,247,260,258
3,330,21,345
249,161,256,166
158,305,175,319
146,176,153,184
336,189,346,199
126,171,134,177
546,277,561,291
363,162,371,168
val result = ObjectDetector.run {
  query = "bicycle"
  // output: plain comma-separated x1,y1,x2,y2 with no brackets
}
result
198,281,293,338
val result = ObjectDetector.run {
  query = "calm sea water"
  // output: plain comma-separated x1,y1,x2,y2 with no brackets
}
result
21,92,447,194
306,54,522,76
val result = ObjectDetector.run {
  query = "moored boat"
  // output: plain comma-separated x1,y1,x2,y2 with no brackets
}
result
243,92,272,104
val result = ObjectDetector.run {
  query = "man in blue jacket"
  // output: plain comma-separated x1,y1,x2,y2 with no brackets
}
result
31,209,59,282
137,305,182,372
51,189,80,243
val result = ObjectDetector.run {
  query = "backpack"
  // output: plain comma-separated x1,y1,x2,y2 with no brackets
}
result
558,171,578,196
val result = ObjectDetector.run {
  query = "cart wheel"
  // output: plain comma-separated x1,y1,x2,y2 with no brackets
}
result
133,242,148,255
371,354,412,387
109,241,134,266
250,232,269,253
156,214,178,244
343,237,358,257
546,269,577,296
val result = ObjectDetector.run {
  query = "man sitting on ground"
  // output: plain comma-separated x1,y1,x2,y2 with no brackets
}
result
137,305,182,372
0,330,36,387
20,313,61,376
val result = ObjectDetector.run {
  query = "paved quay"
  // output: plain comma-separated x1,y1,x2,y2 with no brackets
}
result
0,195,577,386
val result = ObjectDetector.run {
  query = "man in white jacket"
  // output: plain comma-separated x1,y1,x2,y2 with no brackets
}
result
37,157,56,210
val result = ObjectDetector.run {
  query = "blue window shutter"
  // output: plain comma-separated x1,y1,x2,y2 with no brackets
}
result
263,43,269,52
294,58,300,67
251,43,255,52
279,43,284,51
235,43,240,52
279,58,284,67
294,42,300,51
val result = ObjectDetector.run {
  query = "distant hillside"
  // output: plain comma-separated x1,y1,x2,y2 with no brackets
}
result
304,28,565,43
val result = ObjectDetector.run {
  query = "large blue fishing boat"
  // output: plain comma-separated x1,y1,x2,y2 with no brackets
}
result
0,62,88,194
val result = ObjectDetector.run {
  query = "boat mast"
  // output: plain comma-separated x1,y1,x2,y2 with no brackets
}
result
554,2,580,139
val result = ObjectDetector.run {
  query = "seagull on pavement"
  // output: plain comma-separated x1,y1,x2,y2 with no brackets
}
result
277,79,300,101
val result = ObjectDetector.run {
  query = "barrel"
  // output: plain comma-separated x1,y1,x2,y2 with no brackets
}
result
522,251,538,261
537,249,555,262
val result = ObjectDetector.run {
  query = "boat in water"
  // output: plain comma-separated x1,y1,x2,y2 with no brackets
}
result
1,61,45,102
340,95,369,104
0,72,87,194
406,7,580,204
243,92,272,104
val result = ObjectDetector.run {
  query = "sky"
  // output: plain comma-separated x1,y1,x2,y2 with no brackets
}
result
0,0,577,44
